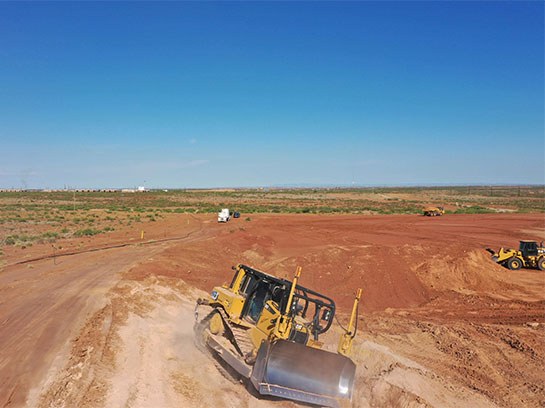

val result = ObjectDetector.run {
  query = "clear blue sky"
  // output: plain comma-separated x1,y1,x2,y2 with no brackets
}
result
1,2,543,189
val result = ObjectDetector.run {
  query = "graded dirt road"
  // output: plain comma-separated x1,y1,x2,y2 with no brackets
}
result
0,213,543,407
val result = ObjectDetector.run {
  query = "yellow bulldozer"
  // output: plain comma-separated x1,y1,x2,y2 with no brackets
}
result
486,240,545,271
423,206,445,216
194,264,362,408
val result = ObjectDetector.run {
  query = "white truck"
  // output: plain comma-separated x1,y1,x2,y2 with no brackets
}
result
217,208,231,223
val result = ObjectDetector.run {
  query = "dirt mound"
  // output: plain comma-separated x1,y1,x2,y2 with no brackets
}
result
352,339,495,408
127,223,434,313
363,312,545,408
409,249,523,297
125,240,520,315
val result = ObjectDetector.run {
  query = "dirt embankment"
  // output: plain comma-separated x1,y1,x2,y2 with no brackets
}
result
126,213,545,311
1,213,544,407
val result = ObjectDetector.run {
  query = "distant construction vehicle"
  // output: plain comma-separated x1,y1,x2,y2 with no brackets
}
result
194,264,361,408
217,208,231,223
486,240,545,271
423,206,445,216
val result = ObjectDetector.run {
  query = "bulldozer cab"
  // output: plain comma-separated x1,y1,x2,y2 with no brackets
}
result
245,282,281,323
238,272,287,324
236,265,335,339
520,240,538,257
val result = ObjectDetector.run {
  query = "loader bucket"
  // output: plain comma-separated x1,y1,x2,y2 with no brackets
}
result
250,339,356,408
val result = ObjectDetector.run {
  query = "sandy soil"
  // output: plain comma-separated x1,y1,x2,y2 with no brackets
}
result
0,213,544,408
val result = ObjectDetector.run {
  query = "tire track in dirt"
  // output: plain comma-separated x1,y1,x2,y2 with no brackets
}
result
36,276,294,408
0,218,207,408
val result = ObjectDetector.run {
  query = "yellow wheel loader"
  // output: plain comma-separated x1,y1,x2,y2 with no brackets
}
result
486,240,545,271
423,206,445,216
194,264,362,408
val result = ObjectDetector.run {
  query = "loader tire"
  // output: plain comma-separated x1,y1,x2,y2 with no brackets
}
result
538,257,545,271
507,257,522,271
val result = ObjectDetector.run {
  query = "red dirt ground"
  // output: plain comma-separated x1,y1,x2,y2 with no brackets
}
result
0,213,543,407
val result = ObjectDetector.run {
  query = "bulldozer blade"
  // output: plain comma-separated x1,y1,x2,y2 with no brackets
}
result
250,339,356,408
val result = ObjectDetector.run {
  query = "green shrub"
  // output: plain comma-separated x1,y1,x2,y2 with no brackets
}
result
454,206,494,214
74,228,101,237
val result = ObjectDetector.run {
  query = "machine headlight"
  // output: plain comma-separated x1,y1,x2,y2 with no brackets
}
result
211,290,219,300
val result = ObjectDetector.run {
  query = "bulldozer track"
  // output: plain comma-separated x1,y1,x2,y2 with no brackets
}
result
230,325,254,357
194,305,257,376
191,302,247,385
194,307,250,383
195,306,249,357
193,308,214,354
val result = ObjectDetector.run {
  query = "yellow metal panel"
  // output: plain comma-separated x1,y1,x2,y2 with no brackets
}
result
212,286,245,318
250,300,282,348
